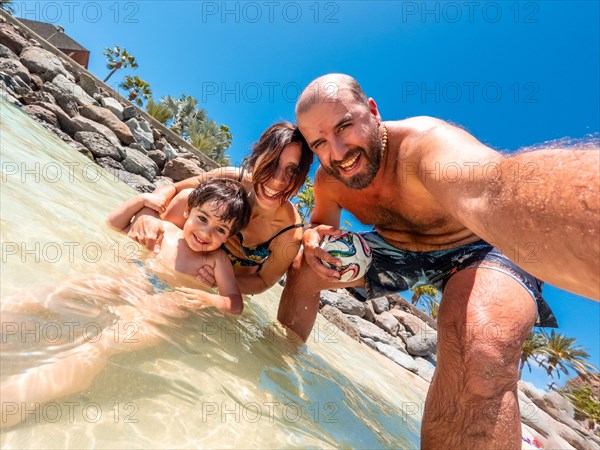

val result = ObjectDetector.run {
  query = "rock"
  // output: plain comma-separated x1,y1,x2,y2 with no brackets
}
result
99,97,124,119
320,290,365,317
361,337,378,351
363,299,376,322
374,311,400,336
77,72,100,97
19,46,71,81
129,143,148,154
0,84,21,106
152,127,162,141
120,147,159,181
37,121,72,142
163,142,179,161
80,104,135,144
126,118,154,150
41,82,79,116
0,23,30,54
67,140,93,160
0,58,31,85
74,131,125,161
390,309,436,337
162,157,204,181
147,149,167,170
29,73,44,90
105,167,155,193
22,104,58,127
414,357,436,382
0,43,17,59
122,105,137,121
21,90,55,106
71,116,122,147
0,72,26,99
371,296,390,314
52,74,97,106
95,157,125,171
405,334,437,357
32,101,80,136
319,305,361,341
345,315,407,353
375,343,419,373
153,176,174,189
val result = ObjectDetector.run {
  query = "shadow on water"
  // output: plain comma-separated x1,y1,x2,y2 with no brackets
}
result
0,100,424,449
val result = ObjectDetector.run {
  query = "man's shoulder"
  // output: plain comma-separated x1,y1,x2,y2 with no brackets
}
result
392,116,449,135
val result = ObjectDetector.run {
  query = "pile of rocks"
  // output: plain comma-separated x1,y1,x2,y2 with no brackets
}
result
0,17,217,193
318,289,438,382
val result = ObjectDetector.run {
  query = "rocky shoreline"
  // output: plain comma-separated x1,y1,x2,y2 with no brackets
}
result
1,13,598,450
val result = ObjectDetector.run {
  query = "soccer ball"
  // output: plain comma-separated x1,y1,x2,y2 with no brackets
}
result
319,232,372,282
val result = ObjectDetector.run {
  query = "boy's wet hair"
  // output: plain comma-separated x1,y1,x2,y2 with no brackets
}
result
245,122,313,204
187,179,251,237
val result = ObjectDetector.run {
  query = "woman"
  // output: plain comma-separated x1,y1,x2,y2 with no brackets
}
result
129,122,313,294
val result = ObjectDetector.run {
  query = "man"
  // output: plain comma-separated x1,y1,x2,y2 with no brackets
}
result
277,73,599,449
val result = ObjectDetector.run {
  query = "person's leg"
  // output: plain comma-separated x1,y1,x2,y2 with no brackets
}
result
421,267,536,450
278,251,363,342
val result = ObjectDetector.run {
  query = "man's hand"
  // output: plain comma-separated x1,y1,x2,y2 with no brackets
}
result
302,225,344,280
127,212,164,253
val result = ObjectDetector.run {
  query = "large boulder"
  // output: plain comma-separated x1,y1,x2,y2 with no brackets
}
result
77,72,101,97
19,46,72,81
0,23,30,54
22,104,58,127
104,167,155,193
21,90,56,106
125,118,154,149
162,157,204,182
345,315,407,353
0,57,31,85
371,296,390,314
390,309,436,337
33,101,80,136
120,147,159,182
405,334,437,357
319,305,360,341
413,357,436,382
71,116,121,147
375,343,418,373
374,311,401,336
0,43,17,59
147,149,167,170
99,97,124,119
80,104,135,144
74,131,125,161
320,290,365,317
52,74,97,107
41,82,79,116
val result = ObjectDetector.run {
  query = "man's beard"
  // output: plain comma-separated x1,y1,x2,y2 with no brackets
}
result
322,125,383,190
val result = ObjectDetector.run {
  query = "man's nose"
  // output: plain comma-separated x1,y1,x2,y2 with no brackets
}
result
330,136,348,161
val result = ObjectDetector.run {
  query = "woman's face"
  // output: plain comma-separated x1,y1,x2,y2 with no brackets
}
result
255,142,302,209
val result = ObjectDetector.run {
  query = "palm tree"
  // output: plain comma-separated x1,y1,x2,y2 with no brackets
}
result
295,177,315,223
103,46,138,82
411,285,441,319
519,330,547,379
119,75,152,107
0,0,15,13
145,98,173,124
162,95,204,137
538,329,597,379
187,119,231,165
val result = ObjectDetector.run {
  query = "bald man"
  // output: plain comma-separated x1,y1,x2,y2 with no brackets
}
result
278,74,599,449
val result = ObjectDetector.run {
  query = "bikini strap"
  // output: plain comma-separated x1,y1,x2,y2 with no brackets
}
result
266,223,304,244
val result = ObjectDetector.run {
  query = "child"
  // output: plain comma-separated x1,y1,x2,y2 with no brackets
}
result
1,179,251,428
107,178,252,315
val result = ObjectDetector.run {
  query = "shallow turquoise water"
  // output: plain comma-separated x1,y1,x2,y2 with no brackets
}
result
0,99,426,449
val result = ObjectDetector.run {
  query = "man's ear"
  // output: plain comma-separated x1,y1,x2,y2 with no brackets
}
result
367,98,381,122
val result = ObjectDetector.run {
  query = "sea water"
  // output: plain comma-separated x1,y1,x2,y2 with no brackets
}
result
0,99,427,449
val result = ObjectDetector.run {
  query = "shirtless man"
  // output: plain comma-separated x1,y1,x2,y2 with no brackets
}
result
277,74,599,449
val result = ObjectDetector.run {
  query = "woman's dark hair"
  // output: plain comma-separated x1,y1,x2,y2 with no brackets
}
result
188,179,251,237
245,122,313,203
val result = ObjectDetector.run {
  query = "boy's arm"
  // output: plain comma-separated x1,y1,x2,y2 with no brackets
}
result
107,195,148,232
177,250,244,315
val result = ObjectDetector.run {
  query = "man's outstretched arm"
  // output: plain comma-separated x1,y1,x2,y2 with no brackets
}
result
419,123,599,300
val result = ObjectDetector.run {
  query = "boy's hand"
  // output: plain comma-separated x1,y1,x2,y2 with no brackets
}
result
174,287,214,309
128,213,164,253
196,265,217,287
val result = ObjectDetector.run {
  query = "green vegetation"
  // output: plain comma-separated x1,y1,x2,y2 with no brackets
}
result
119,75,152,107
411,285,440,319
144,98,173,124
295,177,315,223
561,376,600,435
103,46,138,83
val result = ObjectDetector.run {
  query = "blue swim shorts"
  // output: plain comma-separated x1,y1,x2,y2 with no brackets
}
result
360,231,557,328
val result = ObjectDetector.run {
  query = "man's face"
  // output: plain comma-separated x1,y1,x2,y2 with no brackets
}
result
297,89,382,190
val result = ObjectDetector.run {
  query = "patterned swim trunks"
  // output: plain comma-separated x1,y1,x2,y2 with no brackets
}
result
361,231,557,328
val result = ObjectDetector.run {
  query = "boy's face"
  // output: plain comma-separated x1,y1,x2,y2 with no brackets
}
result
182,201,233,252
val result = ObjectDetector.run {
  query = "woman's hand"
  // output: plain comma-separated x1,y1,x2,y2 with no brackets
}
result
302,225,344,281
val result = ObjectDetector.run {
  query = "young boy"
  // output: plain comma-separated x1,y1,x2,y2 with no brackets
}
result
1,179,251,428
108,178,251,315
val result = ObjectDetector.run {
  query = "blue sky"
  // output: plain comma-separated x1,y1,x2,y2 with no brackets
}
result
13,0,599,389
